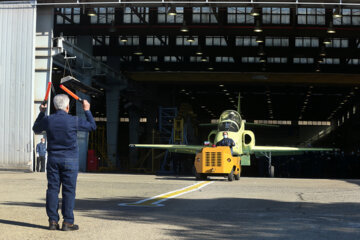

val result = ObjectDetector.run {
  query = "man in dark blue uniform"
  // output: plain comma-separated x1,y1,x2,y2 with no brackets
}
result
33,94,96,231
36,138,47,172
216,132,236,155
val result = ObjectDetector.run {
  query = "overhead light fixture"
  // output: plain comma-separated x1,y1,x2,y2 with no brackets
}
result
317,57,324,63
168,6,177,16
250,8,260,17
109,21,116,33
180,21,189,32
320,46,326,57
53,66,59,70
133,48,143,55
143,56,150,62
187,36,195,43
120,36,128,43
254,20,262,33
154,67,160,71
256,35,264,43
323,38,331,45
333,6,342,19
208,66,214,71
87,8,97,17
327,22,336,34
201,56,208,62
257,46,265,56
260,57,266,63
195,47,203,55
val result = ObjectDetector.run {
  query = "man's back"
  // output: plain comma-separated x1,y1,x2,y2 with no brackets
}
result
33,109,96,159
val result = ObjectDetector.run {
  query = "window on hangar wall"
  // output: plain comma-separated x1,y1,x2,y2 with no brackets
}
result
206,36,228,46
215,57,234,63
93,36,110,46
164,56,183,62
267,57,287,63
265,37,289,47
146,36,168,46
334,8,360,25
90,7,114,24
235,36,258,46
158,7,184,23
320,58,340,64
56,8,80,24
227,7,254,24
325,38,349,48
118,36,140,46
297,8,325,25
295,37,319,47
262,7,290,24
293,58,314,64
176,36,198,46
192,7,218,24
124,7,149,24
242,57,260,63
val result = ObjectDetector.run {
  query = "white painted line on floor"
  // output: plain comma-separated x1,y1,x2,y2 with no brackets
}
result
118,181,213,207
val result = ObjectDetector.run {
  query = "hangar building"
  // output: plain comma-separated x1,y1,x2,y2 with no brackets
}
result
0,0,359,178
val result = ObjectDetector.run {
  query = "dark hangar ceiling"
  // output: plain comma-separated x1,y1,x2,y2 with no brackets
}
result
51,2,360,122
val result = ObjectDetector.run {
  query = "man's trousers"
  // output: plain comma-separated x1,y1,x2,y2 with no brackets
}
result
46,157,78,224
37,156,45,172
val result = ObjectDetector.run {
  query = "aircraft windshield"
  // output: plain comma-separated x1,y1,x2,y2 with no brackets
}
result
218,110,242,132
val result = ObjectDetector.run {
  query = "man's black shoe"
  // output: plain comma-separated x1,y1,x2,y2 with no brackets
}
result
49,221,60,230
62,222,79,231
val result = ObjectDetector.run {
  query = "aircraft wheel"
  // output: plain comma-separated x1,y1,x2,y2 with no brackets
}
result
227,169,234,182
269,165,275,178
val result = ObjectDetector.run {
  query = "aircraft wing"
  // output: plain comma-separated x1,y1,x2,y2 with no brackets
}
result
199,123,278,128
129,144,204,154
250,146,338,156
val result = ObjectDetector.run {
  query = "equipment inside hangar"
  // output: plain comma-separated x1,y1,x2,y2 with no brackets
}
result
1,0,360,178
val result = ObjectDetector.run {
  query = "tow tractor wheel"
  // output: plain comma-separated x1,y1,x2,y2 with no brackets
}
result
227,168,234,182
234,169,240,180
193,167,207,180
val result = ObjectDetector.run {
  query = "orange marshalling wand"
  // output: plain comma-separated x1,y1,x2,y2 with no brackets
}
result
42,82,52,105
60,84,83,102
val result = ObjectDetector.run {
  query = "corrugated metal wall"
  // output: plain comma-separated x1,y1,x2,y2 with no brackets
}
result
0,2,36,170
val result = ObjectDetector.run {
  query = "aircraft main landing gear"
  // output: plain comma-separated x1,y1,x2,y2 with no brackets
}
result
263,152,275,178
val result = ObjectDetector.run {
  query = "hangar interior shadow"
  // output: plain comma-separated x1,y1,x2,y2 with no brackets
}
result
3,192,360,239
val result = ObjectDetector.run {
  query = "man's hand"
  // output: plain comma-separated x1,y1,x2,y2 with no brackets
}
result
82,100,90,111
39,104,47,112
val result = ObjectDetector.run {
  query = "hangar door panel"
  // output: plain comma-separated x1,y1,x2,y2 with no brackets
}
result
0,2,36,170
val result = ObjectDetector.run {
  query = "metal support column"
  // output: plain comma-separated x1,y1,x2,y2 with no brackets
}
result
129,109,140,168
106,86,121,168
75,36,93,172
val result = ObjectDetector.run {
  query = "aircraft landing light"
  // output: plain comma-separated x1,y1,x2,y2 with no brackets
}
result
118,181,213,207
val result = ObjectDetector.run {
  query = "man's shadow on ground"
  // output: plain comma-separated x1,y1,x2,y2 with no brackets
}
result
0,219,47,230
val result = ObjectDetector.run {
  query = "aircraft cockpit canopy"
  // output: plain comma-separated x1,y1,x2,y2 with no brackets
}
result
218,110,242,132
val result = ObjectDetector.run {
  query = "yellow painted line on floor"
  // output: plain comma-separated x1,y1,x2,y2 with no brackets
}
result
119,181,213,207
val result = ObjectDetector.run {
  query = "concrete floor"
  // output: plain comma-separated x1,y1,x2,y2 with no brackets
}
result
0,171,359,240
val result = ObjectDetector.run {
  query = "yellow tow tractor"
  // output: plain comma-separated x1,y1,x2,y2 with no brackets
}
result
194,146,241,181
